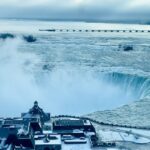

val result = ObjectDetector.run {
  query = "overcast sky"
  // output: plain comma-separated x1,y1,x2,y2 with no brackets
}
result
0,0,150,22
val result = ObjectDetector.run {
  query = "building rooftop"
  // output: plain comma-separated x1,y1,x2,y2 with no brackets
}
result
35,134,61,146
54,119,84,127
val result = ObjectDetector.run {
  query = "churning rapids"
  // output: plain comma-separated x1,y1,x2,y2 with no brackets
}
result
0,20,150,126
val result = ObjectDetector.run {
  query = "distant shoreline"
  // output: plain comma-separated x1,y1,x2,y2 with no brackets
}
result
0,17,150,25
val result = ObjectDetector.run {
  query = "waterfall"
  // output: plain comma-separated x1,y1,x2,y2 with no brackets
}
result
101,72,150,99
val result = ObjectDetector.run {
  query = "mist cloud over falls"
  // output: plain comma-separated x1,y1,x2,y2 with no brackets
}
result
0,38,142,117
0,38,40,116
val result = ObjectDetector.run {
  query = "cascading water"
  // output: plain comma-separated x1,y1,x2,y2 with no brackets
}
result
0,21,150,128
102,72,150,99
87,72,150,127
0,36,149,117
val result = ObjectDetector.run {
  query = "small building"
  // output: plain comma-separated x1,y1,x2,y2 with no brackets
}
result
53,118,95,133
54,129,85,138
35,134,61,150
0,124,34,150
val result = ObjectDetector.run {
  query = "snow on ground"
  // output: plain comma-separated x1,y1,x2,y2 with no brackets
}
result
99,129,122,142
99,129,150,144
117,127,150,138
62,138,91,150
120,132,150,144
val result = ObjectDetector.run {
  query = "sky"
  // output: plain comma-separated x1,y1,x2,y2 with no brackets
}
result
0,0,150,22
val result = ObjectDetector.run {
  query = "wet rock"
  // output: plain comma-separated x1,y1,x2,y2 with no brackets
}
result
23,35,37,43
42,64,50,71
119,44,133,51
0,33,15,40
123,45,133,51
42,64,54,71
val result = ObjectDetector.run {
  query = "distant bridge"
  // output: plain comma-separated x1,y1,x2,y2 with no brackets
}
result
39,29,150,33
